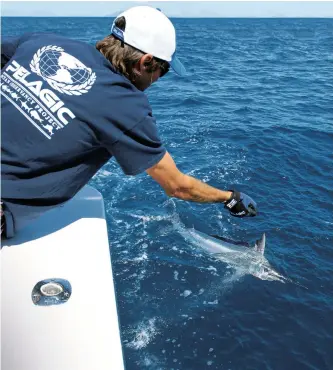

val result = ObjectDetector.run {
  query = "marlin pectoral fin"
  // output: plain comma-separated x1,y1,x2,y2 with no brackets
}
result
254,233,266,255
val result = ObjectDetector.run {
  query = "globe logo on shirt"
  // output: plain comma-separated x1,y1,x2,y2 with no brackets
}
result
30,45,96,96
39,50,91,84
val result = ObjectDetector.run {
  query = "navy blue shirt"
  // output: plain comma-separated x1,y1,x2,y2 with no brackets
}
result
1,33,166,236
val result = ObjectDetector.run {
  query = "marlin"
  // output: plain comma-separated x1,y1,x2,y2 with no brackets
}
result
183,229,288,283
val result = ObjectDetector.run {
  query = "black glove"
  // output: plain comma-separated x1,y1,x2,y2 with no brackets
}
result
224,190,257,217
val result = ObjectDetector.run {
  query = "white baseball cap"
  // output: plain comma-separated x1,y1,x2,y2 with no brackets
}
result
111,6,186,76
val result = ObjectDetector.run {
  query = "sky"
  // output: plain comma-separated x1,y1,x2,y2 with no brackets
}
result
1,0,333,18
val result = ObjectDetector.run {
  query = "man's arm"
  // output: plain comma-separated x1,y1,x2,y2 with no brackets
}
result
146,151,232,203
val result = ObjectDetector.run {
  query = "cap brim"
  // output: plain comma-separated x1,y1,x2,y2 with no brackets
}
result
170,55,186,76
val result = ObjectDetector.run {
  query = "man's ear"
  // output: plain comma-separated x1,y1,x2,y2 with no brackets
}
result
133,54,154,77
140,54,154,69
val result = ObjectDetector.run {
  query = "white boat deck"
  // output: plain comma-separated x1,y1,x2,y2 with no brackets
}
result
1,186,124,370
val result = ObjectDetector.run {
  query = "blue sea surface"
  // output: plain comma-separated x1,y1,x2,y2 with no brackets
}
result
2,17,333,370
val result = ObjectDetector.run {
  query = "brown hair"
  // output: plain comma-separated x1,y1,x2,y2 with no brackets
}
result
96,16,163,82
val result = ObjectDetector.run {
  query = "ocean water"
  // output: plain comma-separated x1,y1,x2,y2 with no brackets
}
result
2,17,333,370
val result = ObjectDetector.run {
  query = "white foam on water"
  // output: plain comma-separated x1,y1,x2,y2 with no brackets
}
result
126,318,161,350
181,290,192,297
129,213,170,224
136,353,164,369
207,266,217,272
133,252,148,262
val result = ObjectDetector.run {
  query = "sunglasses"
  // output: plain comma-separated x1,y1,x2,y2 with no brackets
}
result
154,58,170,78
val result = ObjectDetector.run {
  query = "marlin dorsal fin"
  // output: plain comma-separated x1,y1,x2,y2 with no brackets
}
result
254,233,266,255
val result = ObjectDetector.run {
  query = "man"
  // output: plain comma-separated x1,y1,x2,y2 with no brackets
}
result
1,6,257,238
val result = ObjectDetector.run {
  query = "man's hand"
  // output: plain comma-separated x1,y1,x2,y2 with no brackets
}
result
224,191,257,217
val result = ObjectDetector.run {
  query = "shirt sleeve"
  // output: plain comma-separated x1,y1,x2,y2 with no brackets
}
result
110,114,166,175
1,36,20,68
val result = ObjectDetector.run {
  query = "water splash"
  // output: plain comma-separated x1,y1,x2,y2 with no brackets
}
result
126,317,162,350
